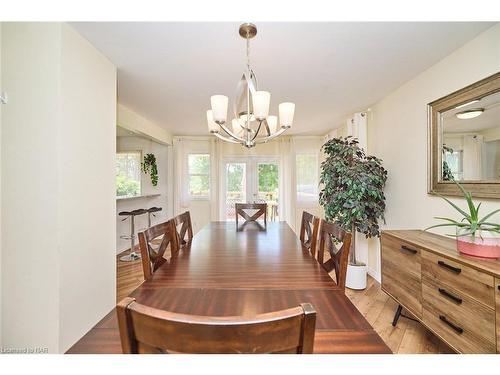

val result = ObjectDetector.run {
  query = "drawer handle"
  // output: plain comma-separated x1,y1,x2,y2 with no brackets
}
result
437,260,461,274
438,288,462,304
439,315,464,334
400,245,417,254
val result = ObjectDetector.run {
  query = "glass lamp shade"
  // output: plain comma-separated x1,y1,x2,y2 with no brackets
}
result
239,112,255,123
267,115,278,134
206,110,219,133
210,95,229,123
252,91,271,120
231,118,242,136
279,102,295,128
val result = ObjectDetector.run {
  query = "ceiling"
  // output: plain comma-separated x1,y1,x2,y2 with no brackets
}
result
71,22,495,136
443,90,500,133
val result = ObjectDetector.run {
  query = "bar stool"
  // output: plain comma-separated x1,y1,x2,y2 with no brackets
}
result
119,208,147,262
146,207,162,228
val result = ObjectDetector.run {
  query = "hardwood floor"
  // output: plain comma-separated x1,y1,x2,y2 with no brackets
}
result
116,247,145,303
345,277,453,354
115,248,453,354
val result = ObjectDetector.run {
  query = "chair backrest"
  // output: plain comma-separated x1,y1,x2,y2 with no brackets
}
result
116,297,316,354
235,203,267,228
316,220,352,290
138,219,178,280
299,211,320,258
173,211,193,247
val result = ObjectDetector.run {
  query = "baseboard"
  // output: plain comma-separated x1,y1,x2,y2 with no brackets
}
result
367,267,381,283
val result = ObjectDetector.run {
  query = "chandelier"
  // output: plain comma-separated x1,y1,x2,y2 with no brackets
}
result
207,23,295,148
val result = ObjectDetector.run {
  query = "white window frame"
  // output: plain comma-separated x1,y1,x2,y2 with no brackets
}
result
187,153,211,200
295,153,319,204
116,150,142,198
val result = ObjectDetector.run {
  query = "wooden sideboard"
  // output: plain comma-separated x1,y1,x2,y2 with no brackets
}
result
381,230,500,354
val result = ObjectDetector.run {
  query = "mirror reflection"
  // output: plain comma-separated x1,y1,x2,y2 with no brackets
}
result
440,90,500,181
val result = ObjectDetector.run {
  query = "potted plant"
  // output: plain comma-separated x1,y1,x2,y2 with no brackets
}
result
319,136,388,289
425,180,500,259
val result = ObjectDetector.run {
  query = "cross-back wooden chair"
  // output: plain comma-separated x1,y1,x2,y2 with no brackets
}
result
173,211,193,248
116,297,316,354
299,211,320,258
138,219,179,280
316,219,352,290
235,203,267,230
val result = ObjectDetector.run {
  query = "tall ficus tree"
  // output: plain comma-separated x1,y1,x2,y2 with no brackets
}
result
319,137,388,264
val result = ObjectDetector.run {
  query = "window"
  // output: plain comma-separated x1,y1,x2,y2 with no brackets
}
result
188,154,210,198
444,150,464,180
116,151,141,197
296,154,318,201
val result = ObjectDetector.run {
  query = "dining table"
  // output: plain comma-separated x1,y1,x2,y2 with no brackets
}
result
67,221,391,354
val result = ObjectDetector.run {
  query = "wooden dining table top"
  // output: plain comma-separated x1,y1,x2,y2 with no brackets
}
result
67,221,391,354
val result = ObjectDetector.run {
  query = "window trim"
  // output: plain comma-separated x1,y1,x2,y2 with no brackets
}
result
187,153,211,200
295,153,319,203
116,150,143,198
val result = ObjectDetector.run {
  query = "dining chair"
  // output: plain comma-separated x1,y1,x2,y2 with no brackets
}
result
116,297,317,354
299,211,320,258
173,211,193,248
138,219,179,280
316,219,352,290
235,203,267,229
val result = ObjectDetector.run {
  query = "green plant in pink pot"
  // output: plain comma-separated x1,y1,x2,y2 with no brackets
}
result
425,181,500,259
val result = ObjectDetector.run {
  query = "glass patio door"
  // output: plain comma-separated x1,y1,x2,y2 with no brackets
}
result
223,161,247,221
222,157,279,221
254,160,279,221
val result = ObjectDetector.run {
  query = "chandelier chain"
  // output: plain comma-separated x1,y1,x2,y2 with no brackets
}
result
246,37,250,71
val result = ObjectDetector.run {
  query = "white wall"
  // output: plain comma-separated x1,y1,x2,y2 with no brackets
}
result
367,23,500,281
1,22,116,353
58,24,116,352
2,22,62,353
116,135,170,253
117,104,172,145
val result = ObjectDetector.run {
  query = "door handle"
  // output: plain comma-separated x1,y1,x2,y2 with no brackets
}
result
439,315,464,334
400,245,417,254
437,260,462,274
438,288,462,304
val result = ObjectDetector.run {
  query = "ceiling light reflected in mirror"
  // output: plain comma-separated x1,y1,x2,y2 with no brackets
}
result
455,108,484,120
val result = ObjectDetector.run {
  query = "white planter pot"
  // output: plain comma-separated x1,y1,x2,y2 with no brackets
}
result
346,262,367,290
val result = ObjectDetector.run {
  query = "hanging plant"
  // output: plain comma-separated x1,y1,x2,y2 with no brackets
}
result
141,153,158,186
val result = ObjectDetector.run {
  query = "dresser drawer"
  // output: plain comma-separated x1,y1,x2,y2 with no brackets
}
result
422,275,495,353
421,251,494,308
496,278,500,354
381,234,422,318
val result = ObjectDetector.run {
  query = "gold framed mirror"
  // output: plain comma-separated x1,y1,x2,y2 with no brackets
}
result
428,72,500,199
